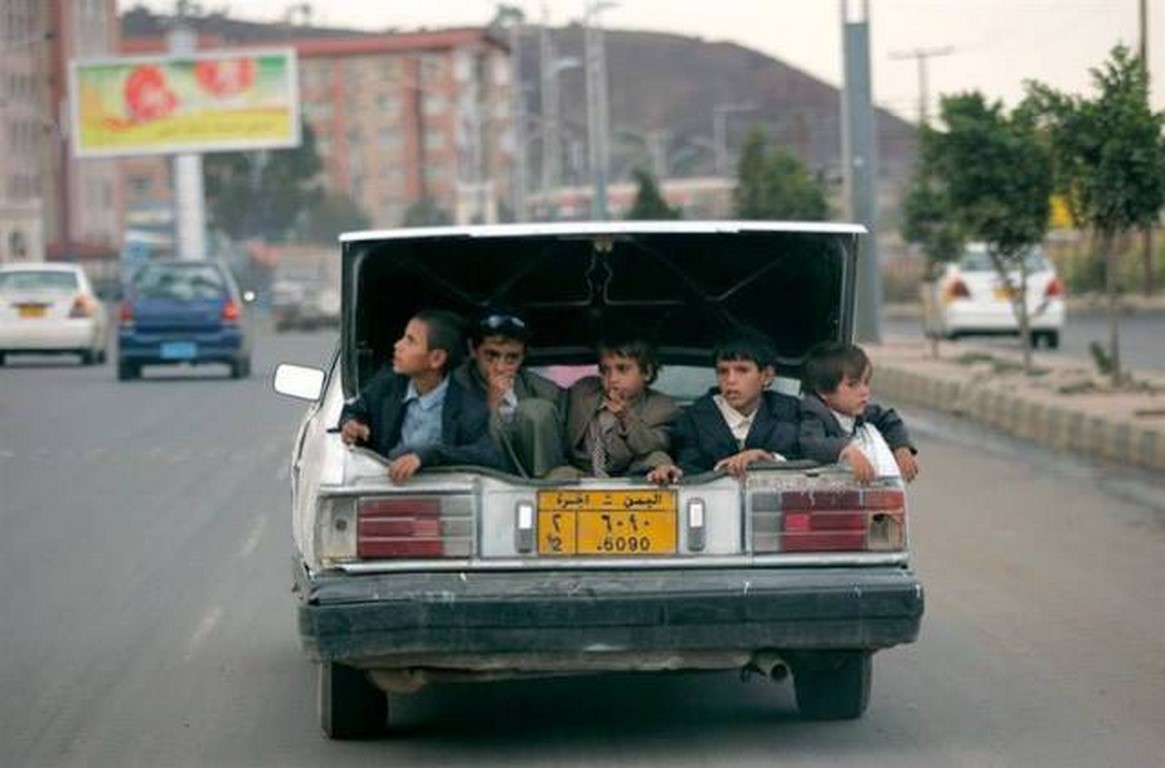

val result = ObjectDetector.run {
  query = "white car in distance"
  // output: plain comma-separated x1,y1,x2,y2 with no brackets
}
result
0,263,109,366
934,243,1066,349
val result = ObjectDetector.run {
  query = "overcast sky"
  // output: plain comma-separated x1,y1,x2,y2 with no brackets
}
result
121,1,1164,121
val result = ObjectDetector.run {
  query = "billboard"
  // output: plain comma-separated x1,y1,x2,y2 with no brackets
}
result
70,49,300,158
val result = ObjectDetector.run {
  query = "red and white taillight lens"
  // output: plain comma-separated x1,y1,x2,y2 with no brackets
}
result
316,494,474,566
356,495,473,559
751,487,906,554
221,298,241,323
1044,277,1065,299
944,278,971,300
119,300,134,327
69,294,97,318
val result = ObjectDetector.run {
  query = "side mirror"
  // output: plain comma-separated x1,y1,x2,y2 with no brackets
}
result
273,363,325,401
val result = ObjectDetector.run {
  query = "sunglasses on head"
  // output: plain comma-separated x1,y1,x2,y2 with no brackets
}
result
480,314,526,330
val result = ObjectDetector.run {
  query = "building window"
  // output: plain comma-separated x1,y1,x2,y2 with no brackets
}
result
423,93,446,116
376,94,399,113
424,131,446,151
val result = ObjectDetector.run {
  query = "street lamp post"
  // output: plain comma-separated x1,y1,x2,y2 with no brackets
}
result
584,0,618,221
712,101,756,178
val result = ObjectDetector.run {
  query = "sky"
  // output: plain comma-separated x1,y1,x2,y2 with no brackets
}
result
121,0,1164,121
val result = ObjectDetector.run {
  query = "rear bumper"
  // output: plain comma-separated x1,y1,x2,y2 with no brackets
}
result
117,327,246,363
943,299,1064,333
296,566,924,664
0,319,99,351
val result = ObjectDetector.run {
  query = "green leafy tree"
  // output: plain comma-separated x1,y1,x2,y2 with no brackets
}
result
925,92,1052,373
402,197,453,228
733,127,828,221
626,167,681,220
900,152,963,356
203,121,324,243
1025,46,1165,384
299,192,372,244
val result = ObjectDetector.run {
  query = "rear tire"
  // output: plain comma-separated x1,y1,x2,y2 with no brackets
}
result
117,360,139,381
80,349,95,366
318,661,387,740
792,651,872,721
230,356,251,379
0,351,6,366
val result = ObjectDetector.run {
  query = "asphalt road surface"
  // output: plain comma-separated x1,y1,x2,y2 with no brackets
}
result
3,325,1163,767
882,308,1164,374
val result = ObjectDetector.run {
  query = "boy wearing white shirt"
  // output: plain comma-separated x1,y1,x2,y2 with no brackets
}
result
799,342,919,483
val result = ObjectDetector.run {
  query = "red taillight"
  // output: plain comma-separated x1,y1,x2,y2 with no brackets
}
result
357,496,473,558
69,295,95,318
119,300,134,326
1044,277,1064,298
222,299,241,323
760,487,906,553
946,278,971,299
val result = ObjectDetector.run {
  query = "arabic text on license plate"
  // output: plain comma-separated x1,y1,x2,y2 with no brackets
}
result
18,305,46,318
993,286,1018,301
536,489,677,556
160,341,197,360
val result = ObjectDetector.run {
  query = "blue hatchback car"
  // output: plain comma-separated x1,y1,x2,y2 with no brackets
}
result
117,260,252,380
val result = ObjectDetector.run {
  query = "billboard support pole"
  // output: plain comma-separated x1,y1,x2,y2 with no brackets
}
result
168,25,206,261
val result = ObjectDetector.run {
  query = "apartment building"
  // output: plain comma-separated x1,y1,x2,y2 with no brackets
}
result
0,0,122,265
122,26,515,230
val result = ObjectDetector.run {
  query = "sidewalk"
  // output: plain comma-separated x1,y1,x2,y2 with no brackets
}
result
868,338,1165,472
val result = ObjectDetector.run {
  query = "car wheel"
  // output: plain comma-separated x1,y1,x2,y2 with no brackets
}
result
80,349,96,366
1044,331,1060,350
96,348,107,364
792,651,872,721
117,360,139,381
318,661,387,739
230,357,251,379
0,351,6,366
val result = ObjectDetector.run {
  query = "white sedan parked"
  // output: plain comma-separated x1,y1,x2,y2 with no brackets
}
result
932,243,1066,349
0,263,109,366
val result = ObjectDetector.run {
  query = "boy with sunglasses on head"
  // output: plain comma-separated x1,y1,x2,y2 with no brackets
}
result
799,341,919,484
339,308,502,483
557,335,680,478
453,310,567,478
647,329,800,484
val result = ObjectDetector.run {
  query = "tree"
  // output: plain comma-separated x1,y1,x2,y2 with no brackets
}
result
299,192,372,244
203,121,324,243
924,92,1052,373
626,167,681,220
900,148,963,356
1025,46,1165,384
733,127,828,221
402,198,453,228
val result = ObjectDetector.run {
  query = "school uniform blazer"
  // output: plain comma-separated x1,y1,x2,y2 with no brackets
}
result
565,376,680,474
673,389,802,475
339,368,502,469
452,362,568,436
798,394,916,465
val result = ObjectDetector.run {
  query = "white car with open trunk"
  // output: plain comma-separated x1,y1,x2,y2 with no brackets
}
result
275,221,924,739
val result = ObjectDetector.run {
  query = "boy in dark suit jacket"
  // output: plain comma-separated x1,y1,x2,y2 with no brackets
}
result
339,309,501,482
647,329,800,483
799,341,919,483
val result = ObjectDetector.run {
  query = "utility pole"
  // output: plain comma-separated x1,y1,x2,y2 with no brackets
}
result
889,45,953,126
1139,0,1155,295
841,0,881,342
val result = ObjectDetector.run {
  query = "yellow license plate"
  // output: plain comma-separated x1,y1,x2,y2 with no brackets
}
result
537,489,677,556
18,305,47,318
993,286,1018,301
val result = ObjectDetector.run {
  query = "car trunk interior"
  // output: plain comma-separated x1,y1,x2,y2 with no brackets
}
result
341,227,857,398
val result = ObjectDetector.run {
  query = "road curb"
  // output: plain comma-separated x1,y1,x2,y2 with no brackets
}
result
872,361,1165,473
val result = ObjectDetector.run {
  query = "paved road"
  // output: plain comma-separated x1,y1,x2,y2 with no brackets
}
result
2,326,1163,766
882,309,1164,374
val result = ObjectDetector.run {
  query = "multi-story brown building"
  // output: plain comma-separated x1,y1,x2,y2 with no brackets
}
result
122,26,515,230
2,0,122,264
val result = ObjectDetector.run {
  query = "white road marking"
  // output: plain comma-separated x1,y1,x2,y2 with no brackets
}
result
240,515,267,558
185,604,223,660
